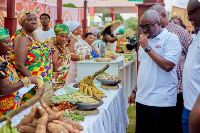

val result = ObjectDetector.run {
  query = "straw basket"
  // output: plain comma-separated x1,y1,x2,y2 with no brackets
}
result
39,81,55,106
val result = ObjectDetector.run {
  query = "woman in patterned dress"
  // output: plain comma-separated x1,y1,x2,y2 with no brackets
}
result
9,10,53,103
65,21,92,85
47,23,71,90
0,27,38,116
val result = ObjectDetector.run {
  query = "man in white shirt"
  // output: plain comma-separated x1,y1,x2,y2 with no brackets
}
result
128,10,181,133
35,13,55,42
182,0,200,133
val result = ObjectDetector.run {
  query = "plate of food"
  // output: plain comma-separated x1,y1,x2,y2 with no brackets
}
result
96,73,121,86
52,86,103,111
73,97,103,111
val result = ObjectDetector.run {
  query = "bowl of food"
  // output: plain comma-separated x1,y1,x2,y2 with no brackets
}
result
96,74,121,86
74,98,103,111
67,93,103,111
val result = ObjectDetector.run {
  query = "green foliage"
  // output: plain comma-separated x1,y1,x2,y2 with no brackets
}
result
123,17,138,34
62,3,77,8
126,105,136,133
115,14,124,22
99,14,124,22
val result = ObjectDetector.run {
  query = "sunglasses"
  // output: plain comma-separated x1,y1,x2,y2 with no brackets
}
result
138,21,158,32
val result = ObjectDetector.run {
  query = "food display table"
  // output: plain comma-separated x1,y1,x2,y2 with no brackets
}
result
77,55,137,108
0,84,129,133
77,58,124,84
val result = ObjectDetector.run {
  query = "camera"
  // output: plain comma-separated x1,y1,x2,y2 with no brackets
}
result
126,35,138,50
0,62,8,79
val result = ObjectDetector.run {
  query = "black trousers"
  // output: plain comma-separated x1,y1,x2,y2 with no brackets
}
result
136,102,177,133
176,92,184,133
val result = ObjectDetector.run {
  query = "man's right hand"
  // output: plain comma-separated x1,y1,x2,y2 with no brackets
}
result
128,93,136,105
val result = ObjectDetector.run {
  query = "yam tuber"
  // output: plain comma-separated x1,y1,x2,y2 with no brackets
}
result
41,101,55,114
17,105,37,129
52,106,59,112
18,125,36,133
62,119,83,131
35,113,48,133
30,119,39,127
37,106,47,116
47,122,69,133
48,111,62,122
53,120,81,133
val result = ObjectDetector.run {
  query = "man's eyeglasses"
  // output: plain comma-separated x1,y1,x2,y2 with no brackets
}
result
187,7,200,20
138,21,158,32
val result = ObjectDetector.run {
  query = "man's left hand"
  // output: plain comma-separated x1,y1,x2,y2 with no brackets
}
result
139,34,149,49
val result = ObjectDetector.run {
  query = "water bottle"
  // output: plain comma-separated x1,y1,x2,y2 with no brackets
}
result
99,42,106,58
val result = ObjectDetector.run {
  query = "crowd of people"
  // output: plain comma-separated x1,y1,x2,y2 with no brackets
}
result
0,8,123,117
128,0,200,133
0,0,200,133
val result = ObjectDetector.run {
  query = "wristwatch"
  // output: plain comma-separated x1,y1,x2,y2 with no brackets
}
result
132,89,137,94
144,46,152,52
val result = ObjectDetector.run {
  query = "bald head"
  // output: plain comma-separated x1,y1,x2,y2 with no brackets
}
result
149,4,169,28
140,10,162,39
141,10,160,23
187,0,200,28
187,0,200,12
150,4,166,14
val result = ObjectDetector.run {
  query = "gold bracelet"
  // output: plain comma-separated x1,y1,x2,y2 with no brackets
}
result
21,77,31,88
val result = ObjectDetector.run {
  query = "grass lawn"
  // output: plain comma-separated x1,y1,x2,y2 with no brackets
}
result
126,104,136,133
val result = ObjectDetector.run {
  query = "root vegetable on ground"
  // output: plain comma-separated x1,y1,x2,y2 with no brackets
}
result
53,120,81,133
52,106,59,112
48,112,62,122
15,103,83,133
30,119,39,127
41,101,55,114
17,105,37,129
18,125,36,133
62,119,83,131
37,106,47,116
47,122,69,133
35,113,48,133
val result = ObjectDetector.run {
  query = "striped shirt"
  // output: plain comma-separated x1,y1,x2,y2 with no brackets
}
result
166,21,193,94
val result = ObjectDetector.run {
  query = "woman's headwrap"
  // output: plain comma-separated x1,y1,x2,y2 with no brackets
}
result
65,21,80,33
88,27,100,35
17,10,36,26
54,23,69,35
0,28,9,41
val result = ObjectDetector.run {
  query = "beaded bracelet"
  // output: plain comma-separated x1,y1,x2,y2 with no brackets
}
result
21,77,31,88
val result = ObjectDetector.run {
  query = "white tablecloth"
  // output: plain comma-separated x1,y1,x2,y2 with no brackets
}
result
0,84,129,133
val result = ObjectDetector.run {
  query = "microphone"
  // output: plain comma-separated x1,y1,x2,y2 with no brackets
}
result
0,62,8,79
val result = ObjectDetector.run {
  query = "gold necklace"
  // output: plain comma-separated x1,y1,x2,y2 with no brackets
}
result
21,29,49,59
53,37,68,51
